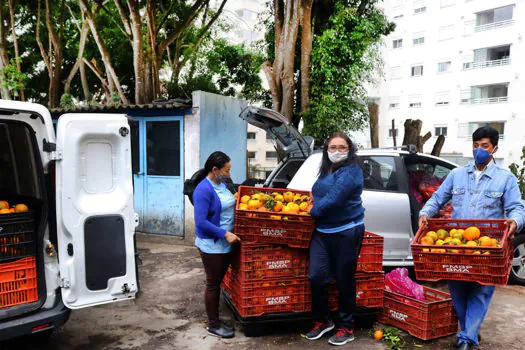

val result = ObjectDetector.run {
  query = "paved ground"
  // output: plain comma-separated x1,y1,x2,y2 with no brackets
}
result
3,234,525,350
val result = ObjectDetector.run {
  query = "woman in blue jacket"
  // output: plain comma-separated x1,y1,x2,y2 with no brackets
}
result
305,132,365,346
193,151,240,338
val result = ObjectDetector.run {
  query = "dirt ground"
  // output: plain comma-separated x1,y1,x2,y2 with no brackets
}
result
3,234,525,350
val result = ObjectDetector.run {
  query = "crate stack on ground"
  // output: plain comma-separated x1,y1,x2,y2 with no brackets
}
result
223,186,315,319
0,204,38,309
327,231,385,311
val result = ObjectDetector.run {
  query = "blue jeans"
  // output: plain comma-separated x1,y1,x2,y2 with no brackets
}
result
448,280,496,346
309,225,364,329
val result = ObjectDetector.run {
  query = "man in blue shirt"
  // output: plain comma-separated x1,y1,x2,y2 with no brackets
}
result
419,126,525,350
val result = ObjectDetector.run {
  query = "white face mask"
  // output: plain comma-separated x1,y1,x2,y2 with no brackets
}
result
328,151,348,164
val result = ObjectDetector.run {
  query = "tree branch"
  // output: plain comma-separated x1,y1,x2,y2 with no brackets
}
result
113,0,132,38
36,0,51,72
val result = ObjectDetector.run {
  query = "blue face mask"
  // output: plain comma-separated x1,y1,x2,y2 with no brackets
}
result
473,147,492,165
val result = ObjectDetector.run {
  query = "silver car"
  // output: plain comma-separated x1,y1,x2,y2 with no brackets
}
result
241,106,525,285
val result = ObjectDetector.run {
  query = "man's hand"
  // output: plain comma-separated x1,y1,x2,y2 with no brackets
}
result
225,231,241,244
418,215,428,229
505,218,517,240
307,197,314,213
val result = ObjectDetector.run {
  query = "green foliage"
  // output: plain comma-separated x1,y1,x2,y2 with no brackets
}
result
509,146,525,199
302,2,394,144
381,327,405,350
60,93,75,109
0,58,27,97
168,74,220,99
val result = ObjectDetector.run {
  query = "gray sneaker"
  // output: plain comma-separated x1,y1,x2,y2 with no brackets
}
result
305,321,335,340
328,328,355,346
206,324,234,338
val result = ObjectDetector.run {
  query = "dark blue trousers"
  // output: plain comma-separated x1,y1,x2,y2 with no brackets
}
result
309,224,365,329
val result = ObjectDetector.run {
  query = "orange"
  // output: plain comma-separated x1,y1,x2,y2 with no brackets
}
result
247,199,261,210
241,195,251,204
299,202,308,212
0,209,10,214
479,236,492,247
270,215,282,220
14,204,28,213
273,201,284,212
490,238,498,247
239,203,248,210
435,239,445,246
463,226,481,241
437,229,448,240
373,330,383,340
420,236,434,245
465,241,478,247
282,206,293,214
426,231,438,242
0,201,9,210
283,191,294,203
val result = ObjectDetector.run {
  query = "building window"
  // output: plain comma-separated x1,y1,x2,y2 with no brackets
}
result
438,25,455,41
411,65,424,77
393,14,404,20
409,102,422,108
458,122,505,138
437,61,452,73
266,151,278,159
414,6,426,14
435,126,448,137
391,66,402,79
440,0,455,8
435,91,451,105
247,151,257,160
247,132,256,140
412,37,425,46
393,39,403,49
389,128,399,137
389,103,400,109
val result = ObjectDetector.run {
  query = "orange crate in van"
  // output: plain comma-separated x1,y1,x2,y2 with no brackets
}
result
234,186,315,248
0,256,38,309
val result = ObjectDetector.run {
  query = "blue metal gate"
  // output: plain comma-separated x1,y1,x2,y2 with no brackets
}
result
133,116,184,236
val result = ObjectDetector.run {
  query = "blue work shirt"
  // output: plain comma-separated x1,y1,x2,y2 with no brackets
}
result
420,162,525,231
195,178,236,254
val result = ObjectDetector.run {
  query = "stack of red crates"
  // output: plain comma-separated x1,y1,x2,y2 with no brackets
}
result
0,208,38,309
223,186,386,318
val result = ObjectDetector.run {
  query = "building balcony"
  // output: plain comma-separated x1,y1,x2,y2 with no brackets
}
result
460,84,509,105
463,57,510,70
475,19,514,32
460,96,508,105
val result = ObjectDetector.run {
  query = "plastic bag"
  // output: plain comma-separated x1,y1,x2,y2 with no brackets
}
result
385,268,426,302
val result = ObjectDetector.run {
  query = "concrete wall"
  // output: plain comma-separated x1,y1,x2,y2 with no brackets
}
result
183,91,248,244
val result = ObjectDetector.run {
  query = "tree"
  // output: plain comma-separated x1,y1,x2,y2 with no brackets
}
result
509,146,525,200
368,102,379,148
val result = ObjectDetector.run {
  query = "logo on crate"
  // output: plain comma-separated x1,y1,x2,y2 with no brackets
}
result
356,291,363,299
389,310,408,322
442,264,473,273
260,228,286,237
266,260,291,269
265,296,290,305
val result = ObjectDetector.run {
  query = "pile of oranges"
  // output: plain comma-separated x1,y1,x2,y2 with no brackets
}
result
0,201,29,215
237,191,310,215
419,226,500,254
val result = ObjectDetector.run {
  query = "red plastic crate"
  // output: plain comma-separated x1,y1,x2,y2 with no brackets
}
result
358,231,384,272
229,243,309,280
379,286,458,340
234,186,314,248
0,256,38,309
328,272,385,310
227,277,311,317
411,219,513,286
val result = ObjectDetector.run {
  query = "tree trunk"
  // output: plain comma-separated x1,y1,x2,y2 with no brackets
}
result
127,0,145,104
299,0,313,113
64,19,89,97
431,135,446,156
402,119,423,146
8,0,24,100
0,3,12,99
417,132,432,152
368,103,379,148
79,0,128,104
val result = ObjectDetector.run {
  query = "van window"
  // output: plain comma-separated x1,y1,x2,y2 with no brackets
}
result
361,156,398,192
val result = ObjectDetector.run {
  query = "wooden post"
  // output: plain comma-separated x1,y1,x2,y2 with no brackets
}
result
392,119,397,146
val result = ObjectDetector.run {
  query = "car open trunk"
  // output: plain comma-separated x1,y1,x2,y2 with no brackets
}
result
0,120,47,320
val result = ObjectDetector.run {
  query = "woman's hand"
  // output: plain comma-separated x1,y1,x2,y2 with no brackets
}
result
225,231,241,244
308,197,314,212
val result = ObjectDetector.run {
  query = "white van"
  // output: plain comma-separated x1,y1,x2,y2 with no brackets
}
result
0,100,138,341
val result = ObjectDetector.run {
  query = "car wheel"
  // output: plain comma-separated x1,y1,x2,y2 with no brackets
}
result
509,234,525,286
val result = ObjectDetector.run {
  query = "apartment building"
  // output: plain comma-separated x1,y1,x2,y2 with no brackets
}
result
368,0,525,167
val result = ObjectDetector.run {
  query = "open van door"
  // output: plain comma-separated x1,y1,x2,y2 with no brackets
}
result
55,114,138,309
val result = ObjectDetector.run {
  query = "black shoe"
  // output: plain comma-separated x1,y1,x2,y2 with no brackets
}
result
458,342,472,350
206,325,234,338
328,328,355,346
305,321,335,340
221,320,234,331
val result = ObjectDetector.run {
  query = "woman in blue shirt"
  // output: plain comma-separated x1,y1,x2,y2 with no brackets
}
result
193,151,240,338
305,132,365,346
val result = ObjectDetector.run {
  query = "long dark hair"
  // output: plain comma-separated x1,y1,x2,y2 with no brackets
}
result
184,152,232,205
319,132,359,178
